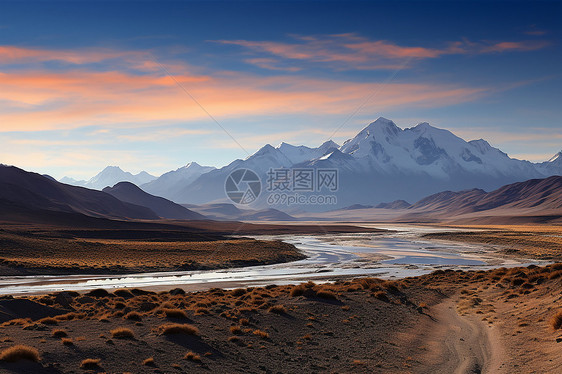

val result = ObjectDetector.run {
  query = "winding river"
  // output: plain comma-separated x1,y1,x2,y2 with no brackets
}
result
0,225,546,295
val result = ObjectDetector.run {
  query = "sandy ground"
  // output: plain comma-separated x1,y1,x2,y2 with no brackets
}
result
0,263,560,373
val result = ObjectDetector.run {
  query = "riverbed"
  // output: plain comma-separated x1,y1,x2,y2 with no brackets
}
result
0,225,546,295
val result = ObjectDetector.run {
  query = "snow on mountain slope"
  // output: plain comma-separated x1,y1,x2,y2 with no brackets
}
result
178,117,559,209
140,162,215,201
61,166,157,190
535,151,562,176
57,117,561,210
339,117,541,179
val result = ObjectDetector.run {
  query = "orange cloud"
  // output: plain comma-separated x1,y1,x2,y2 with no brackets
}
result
213,34,550,70
480,41,550,53
0,45,148,65
0,67,485,132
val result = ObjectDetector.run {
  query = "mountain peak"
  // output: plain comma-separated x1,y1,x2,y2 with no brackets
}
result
183,161,201,169
365,117,396,129
548,151,562,163
102,165,123,172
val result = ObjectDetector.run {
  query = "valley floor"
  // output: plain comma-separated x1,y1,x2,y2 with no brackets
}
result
0,263,560,373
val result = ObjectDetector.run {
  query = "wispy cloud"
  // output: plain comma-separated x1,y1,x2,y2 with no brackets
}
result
212,33,550,71
0,45,487,132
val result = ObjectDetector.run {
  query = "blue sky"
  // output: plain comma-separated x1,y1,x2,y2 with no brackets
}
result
0,1,560,179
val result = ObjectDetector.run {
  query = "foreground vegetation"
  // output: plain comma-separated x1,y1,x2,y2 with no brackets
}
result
0,263,560,373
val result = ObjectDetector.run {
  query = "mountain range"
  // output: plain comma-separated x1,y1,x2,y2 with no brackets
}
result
60,166,156,190
299,175,562,224
59,117,561,211
1,163,560,224
0,165,204,223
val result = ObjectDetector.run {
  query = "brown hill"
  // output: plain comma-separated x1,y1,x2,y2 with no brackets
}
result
0,165,158,220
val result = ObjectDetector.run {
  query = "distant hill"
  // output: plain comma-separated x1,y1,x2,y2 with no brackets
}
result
294,175,562,224
103,182,205,220
61,166,156,190
408,176,561,214
140,162,215,202
0,165,158,220
376,200,411,209
183,203,296,221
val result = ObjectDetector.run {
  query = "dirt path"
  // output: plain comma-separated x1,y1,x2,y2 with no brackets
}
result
417,298,505,374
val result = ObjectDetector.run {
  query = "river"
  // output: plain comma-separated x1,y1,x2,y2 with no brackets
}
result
0,225,546,295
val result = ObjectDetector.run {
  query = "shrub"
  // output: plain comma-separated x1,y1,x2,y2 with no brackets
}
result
268,305,287,314
316,290,337,300
52,329,67,338
80,358,101,370
142,357,155,366
114,302,126,310
159,323,199,336
184,351,201,362
163,308,189,319
0,345,40,362
61,338,73,346
124,311,142,321
86,289,110,298
110,327,135,339
290,285,305,297
231,288,246,297
253,329,269,339
372,291,389,302
38,317,58,325
551,310,562,330
230,325,242,335
194,308,210,315
239,318,249,326
113,289,134,298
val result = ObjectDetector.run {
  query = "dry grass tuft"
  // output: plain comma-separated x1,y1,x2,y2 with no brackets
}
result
231,288,246,297
110,327,135,339
316,290,337,300
52,329,68,338
194,308,210,316
80,358,101,370
372,291,389,302
184,351,201,362
142,357,155,366
38,317,58,325
550,310,562,330
124,311,142,321
253,329,269,339
0,345,40,363
159,323,199,336
163,308,189,319
268,304,287,314
290,285,306,297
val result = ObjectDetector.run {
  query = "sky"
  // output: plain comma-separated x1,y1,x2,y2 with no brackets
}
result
0,0,560,180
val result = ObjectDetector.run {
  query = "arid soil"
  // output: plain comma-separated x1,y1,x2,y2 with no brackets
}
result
0,219,384,276
0,264,560,373
0,229,305,275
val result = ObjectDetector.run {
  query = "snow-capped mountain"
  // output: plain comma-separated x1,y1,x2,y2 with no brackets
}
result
60,166,156,190
140,162,215,202
57,117,560,211
176,117,561,210
170,141,340,204
536,151,562,176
